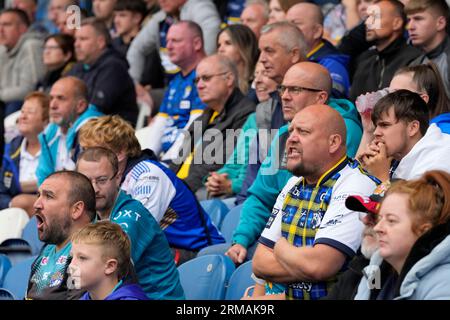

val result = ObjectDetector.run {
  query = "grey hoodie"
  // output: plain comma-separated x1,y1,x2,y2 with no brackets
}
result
355,234,450,300
0,30,45,102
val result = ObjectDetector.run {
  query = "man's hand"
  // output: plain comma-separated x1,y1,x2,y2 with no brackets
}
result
360,142,392,181
357,140,378,165
225,243,247,264
205,172,232,196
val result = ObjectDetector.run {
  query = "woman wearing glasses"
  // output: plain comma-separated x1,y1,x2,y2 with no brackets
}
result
37,33,76,93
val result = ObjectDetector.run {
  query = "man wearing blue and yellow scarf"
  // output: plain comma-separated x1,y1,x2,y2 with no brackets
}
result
253,104,379,300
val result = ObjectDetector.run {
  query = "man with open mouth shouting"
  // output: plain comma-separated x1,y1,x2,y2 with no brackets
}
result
26,171,96,300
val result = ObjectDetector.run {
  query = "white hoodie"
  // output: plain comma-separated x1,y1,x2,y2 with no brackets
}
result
393,124,450,180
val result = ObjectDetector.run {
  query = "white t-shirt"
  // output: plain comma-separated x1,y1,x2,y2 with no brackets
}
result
19,138,40,183
55,134,75,171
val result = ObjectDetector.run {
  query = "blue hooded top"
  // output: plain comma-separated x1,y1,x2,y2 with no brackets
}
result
80,282,149,300
308,39,351,99
431,112,450,134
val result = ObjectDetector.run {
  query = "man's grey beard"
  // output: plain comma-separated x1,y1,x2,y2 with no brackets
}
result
361,234,379,259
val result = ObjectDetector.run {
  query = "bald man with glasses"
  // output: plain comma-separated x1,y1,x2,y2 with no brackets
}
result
226,61,363,265
75,146,185,300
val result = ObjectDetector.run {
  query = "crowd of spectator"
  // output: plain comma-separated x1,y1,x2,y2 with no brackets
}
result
0,0,449,301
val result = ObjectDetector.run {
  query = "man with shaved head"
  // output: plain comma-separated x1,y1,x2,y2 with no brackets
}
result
226,61,363,265
286,2,350,98
36,76,103,185
252,104,379,300
278,62,361,156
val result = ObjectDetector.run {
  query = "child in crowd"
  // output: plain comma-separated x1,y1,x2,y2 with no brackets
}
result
69,221,148,300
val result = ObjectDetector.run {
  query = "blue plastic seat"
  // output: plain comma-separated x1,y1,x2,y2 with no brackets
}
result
0,254,12,287
197,243,230,257
225,260,254,300
197,205,244,257
0,288,15,300
21,216,44,255
178,254,236,300
219,204,242,242
0,238,33,266
2,255,36,300
200,199,230,229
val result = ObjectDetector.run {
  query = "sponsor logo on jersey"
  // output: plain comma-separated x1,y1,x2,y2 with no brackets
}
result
183,86,192,99
56,256,68,265
49,271,64,287
41,257,49,266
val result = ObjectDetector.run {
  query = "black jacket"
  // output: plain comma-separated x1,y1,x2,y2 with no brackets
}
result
338,22,374,81
112,37,165,89
349,36,422,101
170,88,256,192
322,254,369,300
36,62,74,94
68,47,138,125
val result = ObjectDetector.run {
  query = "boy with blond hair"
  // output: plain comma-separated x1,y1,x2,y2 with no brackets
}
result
70,221,149,300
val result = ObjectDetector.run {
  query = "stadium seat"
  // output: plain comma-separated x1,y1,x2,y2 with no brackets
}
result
2,255,36,300
200,199,230,229
0,208,30,244
197,205,244,258
225,260,254,300
0,238,33,266
221,197,237,210
196,202,259,263
196,243,230,257
219,204,242,242
0,288,15,300
178,254,235,300
0,254,12,287
21,217,44,255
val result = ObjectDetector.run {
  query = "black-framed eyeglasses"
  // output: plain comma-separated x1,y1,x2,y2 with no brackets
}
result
277,85,324,96
90,172,117,187
43,45,62,51
194,72,228,85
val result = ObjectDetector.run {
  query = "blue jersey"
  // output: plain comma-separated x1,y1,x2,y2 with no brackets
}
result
159,70,206,152
224,0,245,25
122,157,225,250
80,281,149,300
109,190,185,300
